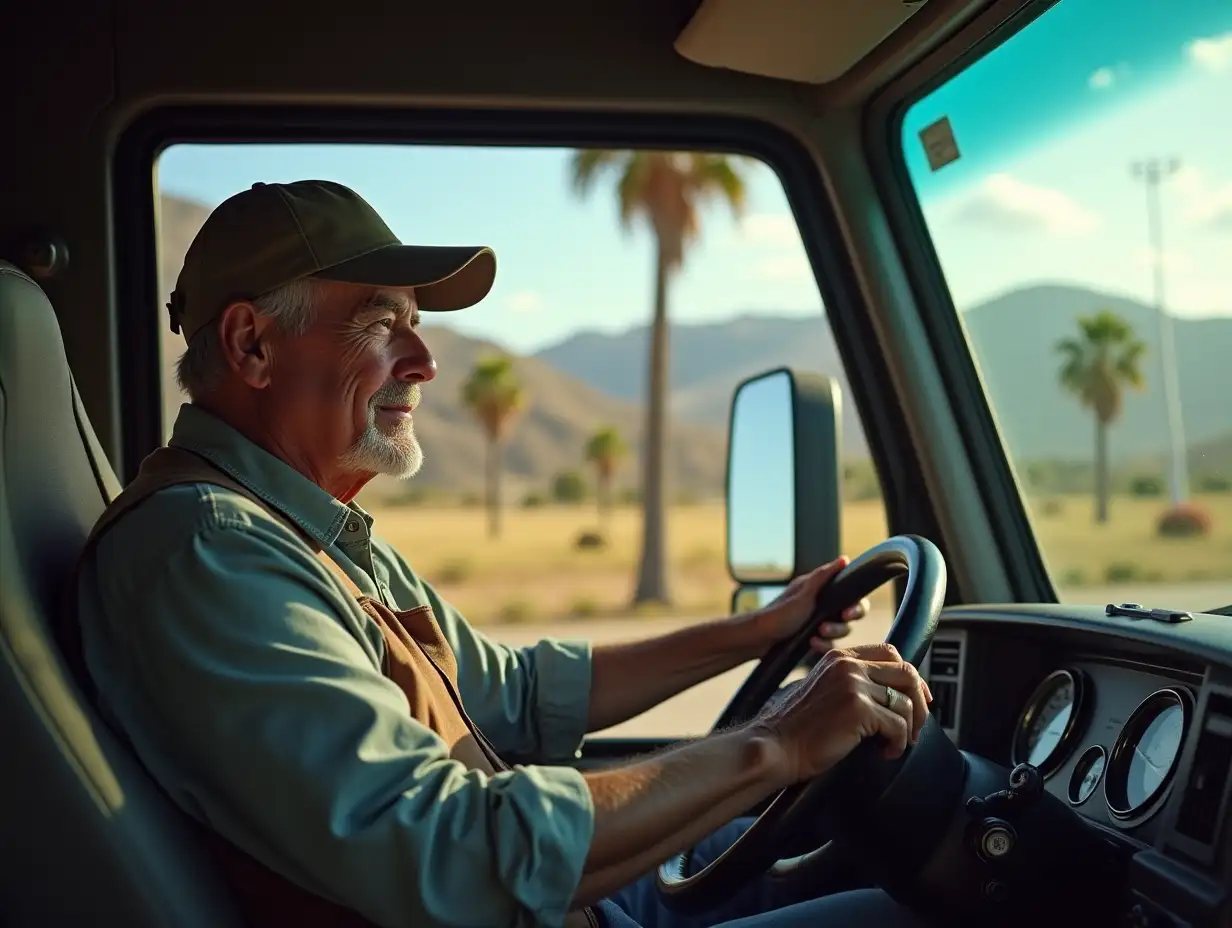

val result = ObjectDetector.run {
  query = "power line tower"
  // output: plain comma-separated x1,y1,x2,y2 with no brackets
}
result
1131,157,1188,505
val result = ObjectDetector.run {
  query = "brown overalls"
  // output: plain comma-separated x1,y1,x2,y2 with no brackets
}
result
65,446,599,928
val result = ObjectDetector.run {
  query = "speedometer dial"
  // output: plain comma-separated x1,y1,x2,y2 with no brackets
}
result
1011,668,1087,777
1106,688,1192,821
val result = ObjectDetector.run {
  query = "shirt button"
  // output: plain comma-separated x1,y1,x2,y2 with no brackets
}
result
345,520,361,533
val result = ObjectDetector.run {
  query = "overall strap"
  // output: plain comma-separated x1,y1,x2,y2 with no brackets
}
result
86,445,365,598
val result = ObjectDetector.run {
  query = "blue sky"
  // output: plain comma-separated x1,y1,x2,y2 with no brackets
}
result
158,0,1231,356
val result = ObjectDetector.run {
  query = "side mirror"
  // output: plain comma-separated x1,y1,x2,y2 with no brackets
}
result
730,583,787,616
725,367,842,584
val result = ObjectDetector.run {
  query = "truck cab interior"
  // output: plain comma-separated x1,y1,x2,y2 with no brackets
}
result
2,1,1230,926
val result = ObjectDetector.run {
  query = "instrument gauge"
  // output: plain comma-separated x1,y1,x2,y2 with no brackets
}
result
1011,668,1088,777
1106,688,1192,821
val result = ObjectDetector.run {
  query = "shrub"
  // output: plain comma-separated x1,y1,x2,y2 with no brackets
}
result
1038,497,1065,518
1105,562,1144,583
1128,474,1164,498
552,470,587,503
618,487,642,505
569,596,599,619
843,461,883,502
1059,567,1088,587
574,530,606,551
435,557,474,584
495,598,536,623
521,492,546,508
1156,502,1213,538
1197,474,1231,494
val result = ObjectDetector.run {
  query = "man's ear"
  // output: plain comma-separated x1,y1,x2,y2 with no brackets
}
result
217,301,277,389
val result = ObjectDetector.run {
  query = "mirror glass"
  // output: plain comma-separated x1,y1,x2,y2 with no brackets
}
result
730,584,788,616
727,369,796,582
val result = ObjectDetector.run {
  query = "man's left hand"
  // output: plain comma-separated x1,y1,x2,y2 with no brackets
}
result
752,557,871,654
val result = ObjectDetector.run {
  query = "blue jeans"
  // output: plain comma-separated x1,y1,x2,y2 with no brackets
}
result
596,819,932,928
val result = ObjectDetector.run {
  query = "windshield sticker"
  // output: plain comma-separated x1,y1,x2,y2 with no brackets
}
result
920,117,961,172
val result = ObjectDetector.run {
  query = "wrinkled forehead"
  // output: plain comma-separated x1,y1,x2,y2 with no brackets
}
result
360,287,418,315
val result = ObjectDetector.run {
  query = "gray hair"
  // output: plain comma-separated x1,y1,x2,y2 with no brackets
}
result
175,277,322,399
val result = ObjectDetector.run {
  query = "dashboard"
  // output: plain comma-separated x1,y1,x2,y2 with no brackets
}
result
919,604,1232,928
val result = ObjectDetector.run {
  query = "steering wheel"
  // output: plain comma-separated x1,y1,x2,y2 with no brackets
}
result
655,535,947,915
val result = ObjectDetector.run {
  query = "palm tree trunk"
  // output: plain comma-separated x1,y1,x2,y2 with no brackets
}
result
486,436,502,538
598,472,611,530
1094,417,1109,524
632,244,672,605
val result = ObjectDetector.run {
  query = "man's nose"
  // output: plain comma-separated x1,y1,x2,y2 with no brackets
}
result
392,331,437,384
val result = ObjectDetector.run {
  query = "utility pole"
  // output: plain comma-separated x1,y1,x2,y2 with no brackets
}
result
1131,157,1188,505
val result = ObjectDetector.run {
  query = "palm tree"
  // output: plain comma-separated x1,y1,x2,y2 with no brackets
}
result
585,426,628,530
569,150,748,604
1055,311,1147,523
461,354,527,538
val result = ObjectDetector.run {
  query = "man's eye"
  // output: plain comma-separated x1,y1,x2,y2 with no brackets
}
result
370,317,395,330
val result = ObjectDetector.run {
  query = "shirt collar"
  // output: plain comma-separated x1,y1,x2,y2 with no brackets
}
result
167,403,354,547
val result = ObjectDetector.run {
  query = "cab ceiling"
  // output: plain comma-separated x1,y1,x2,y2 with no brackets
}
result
678,0,935,84
2,0,994,457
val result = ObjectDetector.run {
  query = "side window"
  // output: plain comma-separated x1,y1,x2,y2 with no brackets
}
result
902,1,1231,612
154,143,888,736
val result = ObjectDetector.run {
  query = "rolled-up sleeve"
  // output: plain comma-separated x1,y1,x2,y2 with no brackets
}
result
88,511,594,928
377,544,593,762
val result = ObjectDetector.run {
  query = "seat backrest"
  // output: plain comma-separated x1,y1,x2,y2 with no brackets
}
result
0,261,242,926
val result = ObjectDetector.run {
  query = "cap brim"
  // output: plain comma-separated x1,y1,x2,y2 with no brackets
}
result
313,244,496,311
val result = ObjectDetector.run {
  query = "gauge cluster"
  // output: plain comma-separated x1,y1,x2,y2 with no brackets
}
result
1010,663,1195,830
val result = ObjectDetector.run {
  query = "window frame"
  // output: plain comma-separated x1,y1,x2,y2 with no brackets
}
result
111,104,949,596
863,0,1067,604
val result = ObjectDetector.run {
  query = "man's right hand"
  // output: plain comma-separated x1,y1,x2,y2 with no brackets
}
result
572,641,933,907
753,642,933,787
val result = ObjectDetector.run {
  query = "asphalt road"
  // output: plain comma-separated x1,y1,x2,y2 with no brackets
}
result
487,580,1231,739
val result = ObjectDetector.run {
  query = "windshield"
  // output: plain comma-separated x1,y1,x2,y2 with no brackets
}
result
902,0,1231,613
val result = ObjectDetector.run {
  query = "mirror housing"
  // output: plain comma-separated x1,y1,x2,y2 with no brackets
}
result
725,367,842,584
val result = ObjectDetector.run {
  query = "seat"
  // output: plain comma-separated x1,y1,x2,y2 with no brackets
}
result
0,260,242,925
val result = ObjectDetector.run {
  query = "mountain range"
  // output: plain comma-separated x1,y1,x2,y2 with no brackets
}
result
157,194,1231,497
535,285,1232,469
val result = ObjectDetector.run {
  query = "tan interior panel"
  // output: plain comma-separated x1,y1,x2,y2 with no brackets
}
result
676,0,932,84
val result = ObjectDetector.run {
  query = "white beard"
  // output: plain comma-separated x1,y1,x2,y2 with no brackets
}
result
338,382,424,479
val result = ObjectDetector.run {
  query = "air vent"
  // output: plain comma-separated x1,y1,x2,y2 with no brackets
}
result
1173,691,1232,848
922,632,965,739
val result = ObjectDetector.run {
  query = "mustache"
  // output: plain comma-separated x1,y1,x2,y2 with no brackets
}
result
370,381,421,409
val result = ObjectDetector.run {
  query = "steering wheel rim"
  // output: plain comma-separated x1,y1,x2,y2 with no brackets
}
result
655,535,947,916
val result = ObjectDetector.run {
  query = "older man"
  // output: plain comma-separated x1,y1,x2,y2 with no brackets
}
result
75,180,933,928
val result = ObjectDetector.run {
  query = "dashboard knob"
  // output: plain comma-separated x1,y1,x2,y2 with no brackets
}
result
1007,763,1044,802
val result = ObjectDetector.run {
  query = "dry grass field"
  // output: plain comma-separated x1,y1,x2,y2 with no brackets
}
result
365,493,1232,625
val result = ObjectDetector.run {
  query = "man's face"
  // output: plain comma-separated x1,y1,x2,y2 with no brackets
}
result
261,281,435,488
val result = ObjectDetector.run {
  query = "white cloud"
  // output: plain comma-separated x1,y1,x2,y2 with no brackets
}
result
1170,278,1232,316
1088,68,1116,90
1132,245,1193,274
1185,32,1232,73
740,213,800,247
1171,164,1206,198
1191,186,1232,233
1170,166,1232,233
506,291,544,314
951,173,1100,235
1088,63,1129,91
729,213,811,279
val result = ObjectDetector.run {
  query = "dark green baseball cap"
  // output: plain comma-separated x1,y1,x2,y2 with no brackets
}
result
167,179,497,342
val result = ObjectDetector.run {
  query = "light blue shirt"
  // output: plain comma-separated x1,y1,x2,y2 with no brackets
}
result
76,403,596,927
